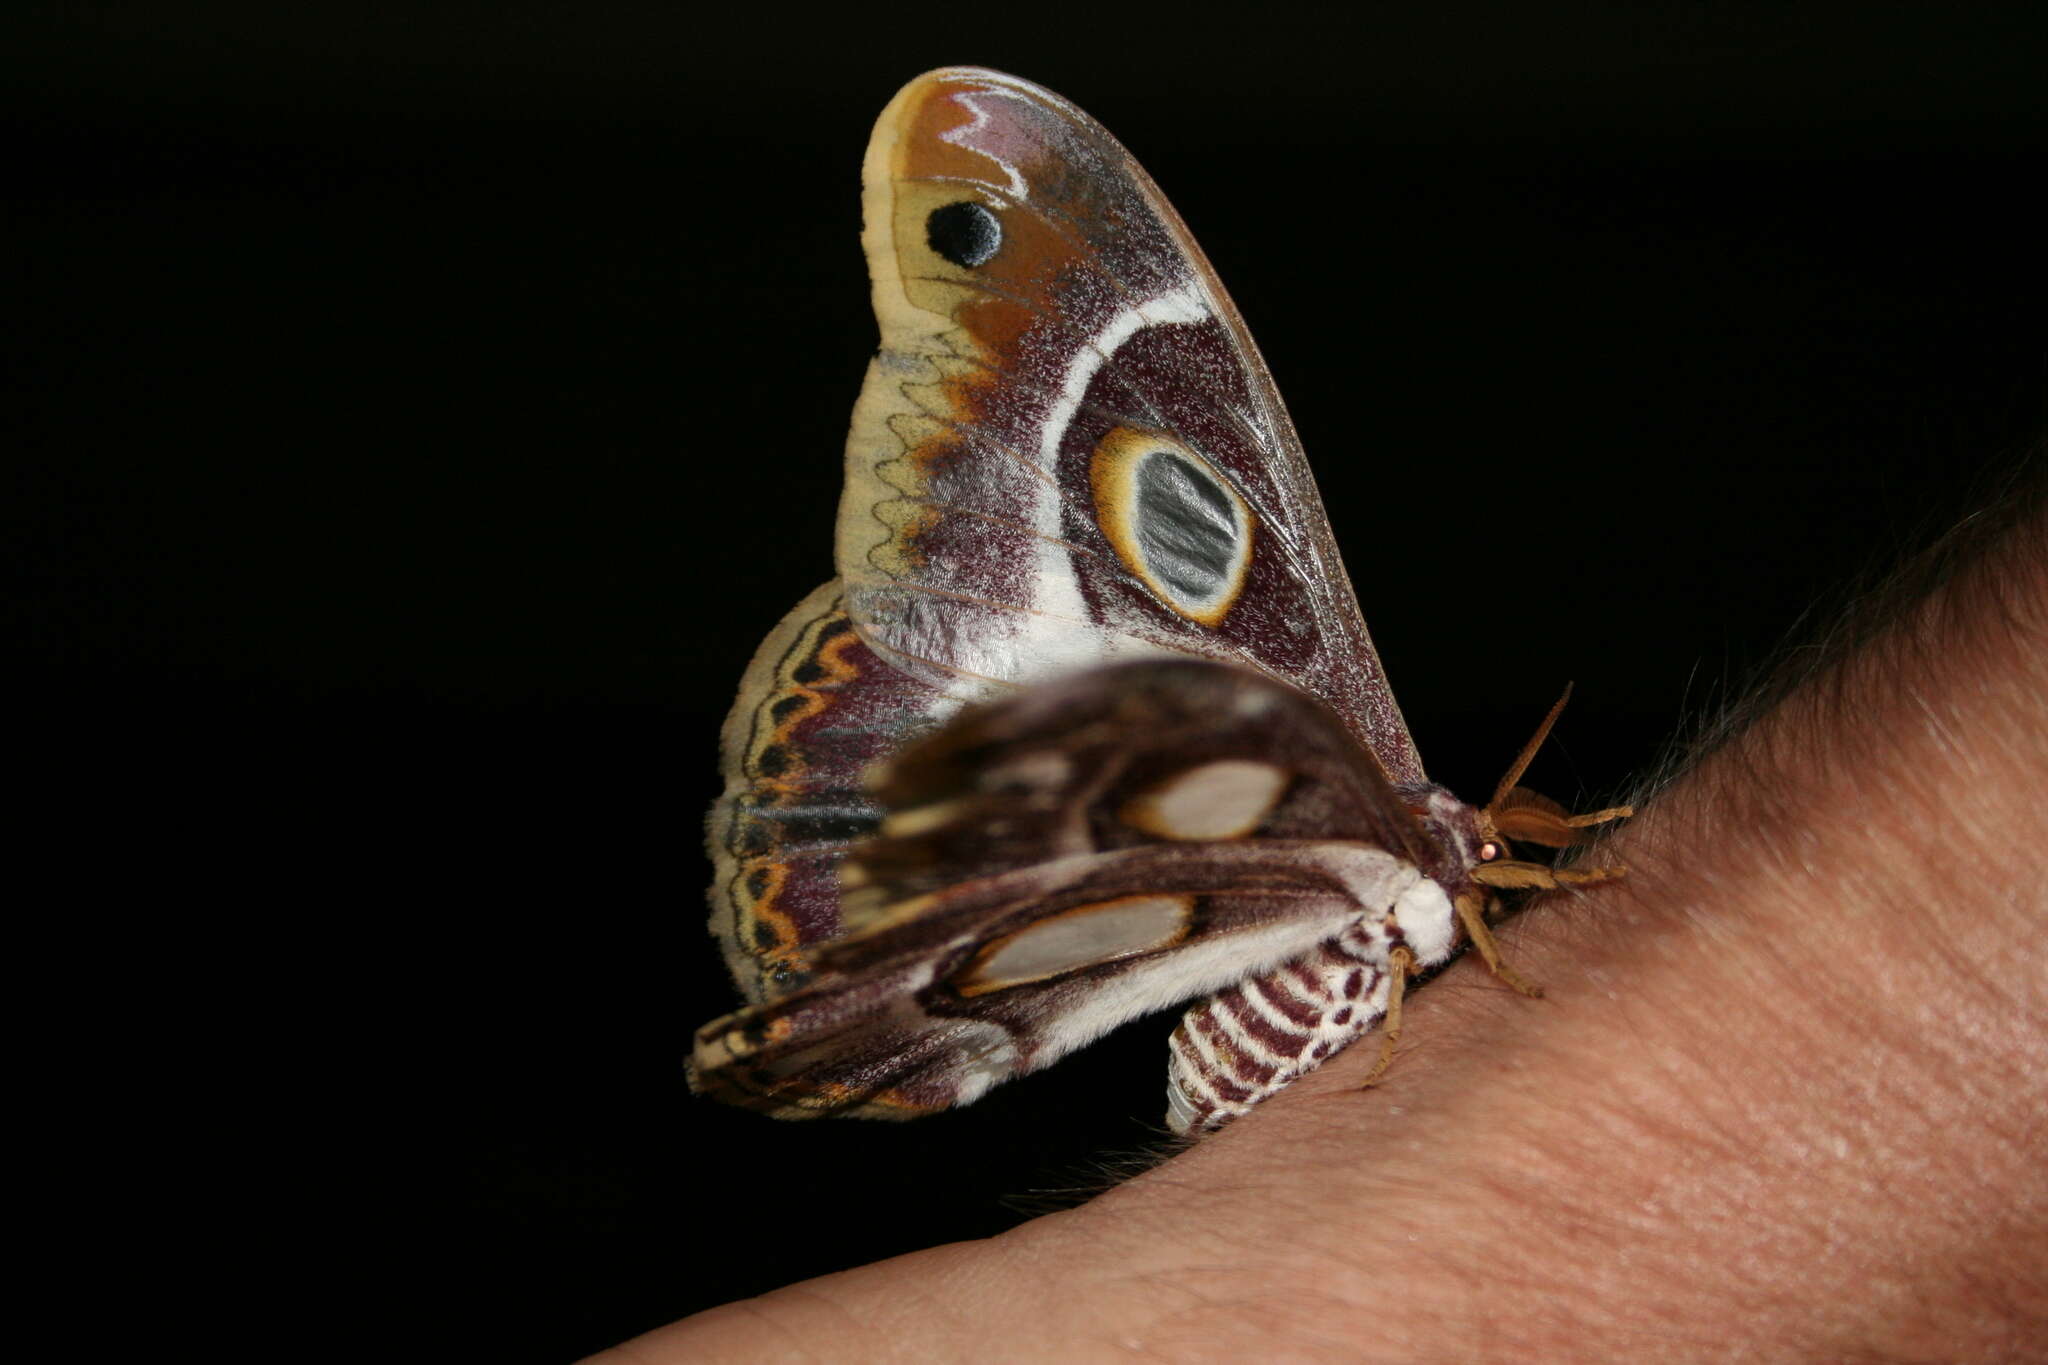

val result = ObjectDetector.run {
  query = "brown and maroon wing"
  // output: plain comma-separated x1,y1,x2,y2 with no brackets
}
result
691,661,1433,1118
709,69,1431,1011
707,583,958,1001
845,658,1429,921
837,68,1421,780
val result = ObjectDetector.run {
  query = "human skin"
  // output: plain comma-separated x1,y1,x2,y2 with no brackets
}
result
601,481,2047,1362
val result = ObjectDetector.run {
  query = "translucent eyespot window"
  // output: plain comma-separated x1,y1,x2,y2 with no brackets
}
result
1090,427,1255,626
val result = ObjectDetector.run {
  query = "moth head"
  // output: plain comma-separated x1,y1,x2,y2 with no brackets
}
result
1469,683,1632,894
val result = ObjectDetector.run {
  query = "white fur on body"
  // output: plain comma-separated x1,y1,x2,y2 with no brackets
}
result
1166,873,1456,1134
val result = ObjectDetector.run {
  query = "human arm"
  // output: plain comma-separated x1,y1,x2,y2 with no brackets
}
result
605,481,2048,1363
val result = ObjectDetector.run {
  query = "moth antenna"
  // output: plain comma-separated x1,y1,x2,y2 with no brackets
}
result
1491,683,1574,809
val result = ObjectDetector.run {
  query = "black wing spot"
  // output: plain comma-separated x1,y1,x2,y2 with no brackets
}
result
1134,450,1239,602
927,202,1002,268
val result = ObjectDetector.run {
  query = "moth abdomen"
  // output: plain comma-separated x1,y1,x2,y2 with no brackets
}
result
1167,924,1397,1136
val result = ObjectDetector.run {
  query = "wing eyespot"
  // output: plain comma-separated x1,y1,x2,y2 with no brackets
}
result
952,894,1195,996
1121,760,1290,840
1090,427,1257,626
926,201,1002,268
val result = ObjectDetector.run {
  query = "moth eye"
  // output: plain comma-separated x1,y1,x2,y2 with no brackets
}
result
1479,841,1501,862
926,201,1002,268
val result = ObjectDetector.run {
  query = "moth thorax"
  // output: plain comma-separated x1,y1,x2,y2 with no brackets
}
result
1408,785,1486,878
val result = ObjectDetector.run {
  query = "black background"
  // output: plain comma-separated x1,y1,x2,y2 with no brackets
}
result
7,8,2042,1360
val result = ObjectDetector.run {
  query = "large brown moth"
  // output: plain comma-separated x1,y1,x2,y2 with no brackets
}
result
692,68,1629,1134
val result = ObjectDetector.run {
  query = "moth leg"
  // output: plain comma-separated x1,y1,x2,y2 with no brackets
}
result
1359,946,1416,1089
1455,892,1544,999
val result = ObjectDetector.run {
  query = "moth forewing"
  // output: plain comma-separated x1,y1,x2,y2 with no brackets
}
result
690,832,1422,1120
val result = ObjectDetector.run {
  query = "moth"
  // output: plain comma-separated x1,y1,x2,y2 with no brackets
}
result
692,68,1629,1135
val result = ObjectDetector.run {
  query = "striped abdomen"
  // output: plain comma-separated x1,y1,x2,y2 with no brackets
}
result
1165,922,1393,1135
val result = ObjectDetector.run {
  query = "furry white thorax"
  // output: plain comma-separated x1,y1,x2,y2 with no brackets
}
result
1391,875,1458,965
1306,843,1457,965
